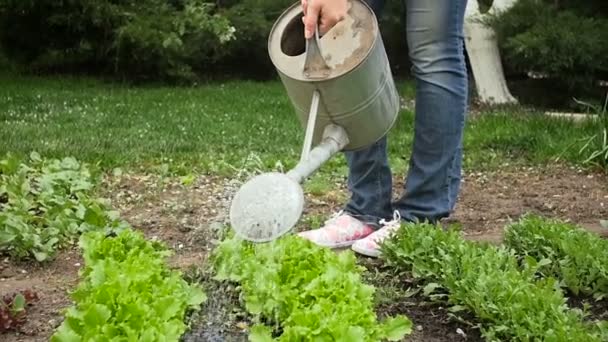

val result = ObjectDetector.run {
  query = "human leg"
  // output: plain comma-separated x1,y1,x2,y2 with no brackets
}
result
393,0,469,224
351,0,469,257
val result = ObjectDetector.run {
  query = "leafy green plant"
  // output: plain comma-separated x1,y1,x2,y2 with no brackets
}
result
212,234,412,341
577,92,608,171
381,223,606,341
0,152,128,261
51,228,206,341
486,0,608,92
505,214,608,300
0,0,235,82
0,289,39,333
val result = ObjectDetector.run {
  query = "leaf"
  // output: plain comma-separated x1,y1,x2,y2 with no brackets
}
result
83,304,111,327
0,231,16,244
180,174,196,186
157,297,182,321
29,152,41,163
83,207,106,227
11,294,25,312
423,282,441,296
187,286,207,307
50,325,82,342
381,316,413,341
245,297,263,315
34,251,49,262
402,287,420,298
448,305,468,313
338,326,365,342
249,325,274,342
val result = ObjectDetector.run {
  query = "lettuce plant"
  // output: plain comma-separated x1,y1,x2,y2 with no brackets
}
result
51,229,206,341
212,235,412,341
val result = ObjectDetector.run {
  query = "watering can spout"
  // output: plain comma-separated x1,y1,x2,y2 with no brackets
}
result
287,124,349,184
229,123,348,243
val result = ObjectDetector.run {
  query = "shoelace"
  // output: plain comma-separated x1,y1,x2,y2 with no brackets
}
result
324,210,345,224
376,210,402,239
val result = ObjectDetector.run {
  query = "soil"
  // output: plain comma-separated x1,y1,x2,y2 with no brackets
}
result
180,269,250,342
568,295,608,323
2,165,608,341
447,165,608,243
359,258,485,342
0,250,81,341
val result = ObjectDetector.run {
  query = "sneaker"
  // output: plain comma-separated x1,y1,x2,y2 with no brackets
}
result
351,211,402,258
297,211,375,248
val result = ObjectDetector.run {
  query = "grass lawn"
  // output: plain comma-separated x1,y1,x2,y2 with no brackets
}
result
0,73,604,177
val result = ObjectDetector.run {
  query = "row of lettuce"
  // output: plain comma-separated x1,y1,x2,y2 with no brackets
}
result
378,215,608,341
1,153,206,340
211,235,413,341
51,229,207,341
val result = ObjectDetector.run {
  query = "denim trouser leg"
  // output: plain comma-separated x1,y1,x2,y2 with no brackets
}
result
343,0,468,226
344,135,394,228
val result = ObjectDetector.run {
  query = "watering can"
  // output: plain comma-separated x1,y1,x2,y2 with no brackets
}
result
229,0,400,242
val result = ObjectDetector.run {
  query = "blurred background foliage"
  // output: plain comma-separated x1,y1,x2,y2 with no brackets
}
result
0,0,606,107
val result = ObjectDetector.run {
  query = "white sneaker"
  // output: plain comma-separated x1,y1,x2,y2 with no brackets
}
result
297,211,375,248
351,211,402,257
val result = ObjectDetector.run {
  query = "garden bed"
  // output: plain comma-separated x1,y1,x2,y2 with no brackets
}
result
3,157,608,341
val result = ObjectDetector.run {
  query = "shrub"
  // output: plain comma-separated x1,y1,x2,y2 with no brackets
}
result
0,0,412,81
0,0,235,82
487,0,608,92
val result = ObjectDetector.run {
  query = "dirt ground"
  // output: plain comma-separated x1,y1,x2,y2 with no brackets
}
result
2,165,608,341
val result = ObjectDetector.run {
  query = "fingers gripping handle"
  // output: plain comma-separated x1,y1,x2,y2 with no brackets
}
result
303,7,330,79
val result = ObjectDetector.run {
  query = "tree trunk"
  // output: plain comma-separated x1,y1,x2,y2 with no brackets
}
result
464,0,518,105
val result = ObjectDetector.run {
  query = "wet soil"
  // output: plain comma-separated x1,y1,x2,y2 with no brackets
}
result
568,295,608,323
180,268,250,342
1,165,607,341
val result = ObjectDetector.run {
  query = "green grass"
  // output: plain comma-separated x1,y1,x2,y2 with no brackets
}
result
463,109,602,169
0,74,603,176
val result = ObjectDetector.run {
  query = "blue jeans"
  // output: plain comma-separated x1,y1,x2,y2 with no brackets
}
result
344,0,469,226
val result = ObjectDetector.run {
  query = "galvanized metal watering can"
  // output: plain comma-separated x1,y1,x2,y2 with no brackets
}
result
230,0,400,242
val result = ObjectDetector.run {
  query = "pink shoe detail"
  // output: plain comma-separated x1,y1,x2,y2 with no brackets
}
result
297,211,375,248
352,211,402,258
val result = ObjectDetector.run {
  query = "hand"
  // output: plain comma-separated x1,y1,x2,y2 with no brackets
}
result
301,0,348,39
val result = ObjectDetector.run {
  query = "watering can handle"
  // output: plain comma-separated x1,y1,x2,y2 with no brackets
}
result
300,90,320,162
303,22,331,79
